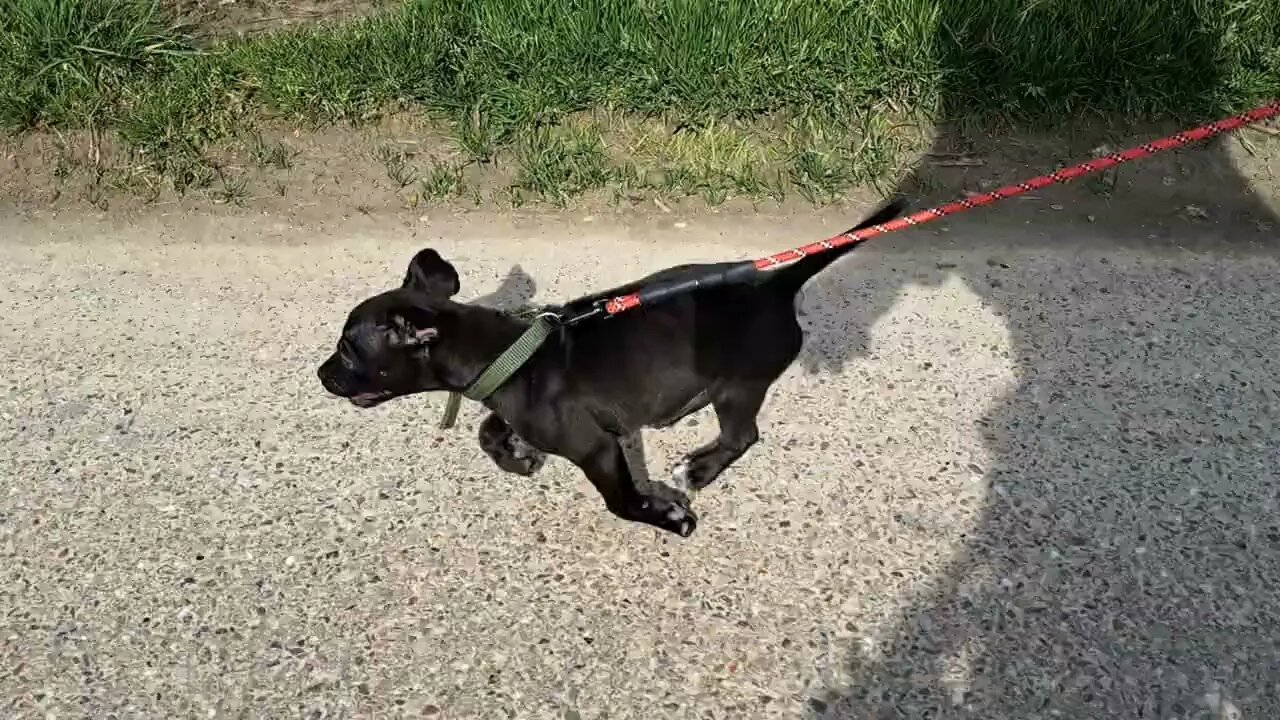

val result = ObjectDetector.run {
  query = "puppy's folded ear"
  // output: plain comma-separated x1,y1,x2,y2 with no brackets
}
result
403,248,461,299
389,308,441,349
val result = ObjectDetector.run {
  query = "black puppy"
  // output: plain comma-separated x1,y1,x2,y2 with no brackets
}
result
317,199,907,537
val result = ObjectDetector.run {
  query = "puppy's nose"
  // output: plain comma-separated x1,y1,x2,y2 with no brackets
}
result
317,360,346,396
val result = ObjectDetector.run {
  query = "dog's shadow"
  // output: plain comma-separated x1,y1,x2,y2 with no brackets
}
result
467,263,539,314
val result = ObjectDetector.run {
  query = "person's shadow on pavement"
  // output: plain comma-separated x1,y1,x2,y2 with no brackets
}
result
795,3,1280,716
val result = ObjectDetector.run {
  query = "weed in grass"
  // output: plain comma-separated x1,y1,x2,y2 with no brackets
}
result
115,54,241,194
608,162,645,197
53,153,73,180
82,167,112,209
211,168,249,205
104,165,161,202
845,113,909,196
225,0,464,121
0,0,196,127
133,172,162,203
651,165,701,200
419,160,469,200
374,143,418,188
666,122,773,204
1,0,198,128
612,118,782,204
247,132,297,170
49,135,76,180
84,182,108,210
778,110,914,202
160,153,216,194
788,150,855,204
453,107,502,164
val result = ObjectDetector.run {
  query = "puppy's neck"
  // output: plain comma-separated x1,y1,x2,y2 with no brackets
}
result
435,304,539,392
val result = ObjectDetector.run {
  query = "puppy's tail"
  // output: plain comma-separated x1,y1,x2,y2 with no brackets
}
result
771,198,908,293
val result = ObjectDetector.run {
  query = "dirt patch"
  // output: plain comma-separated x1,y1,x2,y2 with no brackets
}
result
3,117,1278,242
166,0,391,41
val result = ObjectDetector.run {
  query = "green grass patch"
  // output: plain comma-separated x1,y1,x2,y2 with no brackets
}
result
3,0,1278,203
509,126,614,205
0,0,195,127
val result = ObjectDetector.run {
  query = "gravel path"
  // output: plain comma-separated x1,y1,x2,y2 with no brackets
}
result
2,207,1278,719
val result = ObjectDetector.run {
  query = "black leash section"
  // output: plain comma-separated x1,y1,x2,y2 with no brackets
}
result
561,259,761,326
631,261,761,307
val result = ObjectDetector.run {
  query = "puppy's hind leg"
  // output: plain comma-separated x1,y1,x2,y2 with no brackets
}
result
621,430,701,508
672,382,769,492
565,428,697,537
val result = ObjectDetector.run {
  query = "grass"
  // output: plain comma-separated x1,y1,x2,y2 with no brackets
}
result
419,159,472,201
3,0,1279,204
0,0,195,128
509,126,614,205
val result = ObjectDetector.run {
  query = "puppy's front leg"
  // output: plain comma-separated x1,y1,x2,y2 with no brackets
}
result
478,412,547,476
569,432,697,537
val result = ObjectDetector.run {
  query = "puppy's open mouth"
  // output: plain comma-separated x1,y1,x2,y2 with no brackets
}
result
349,391,392,408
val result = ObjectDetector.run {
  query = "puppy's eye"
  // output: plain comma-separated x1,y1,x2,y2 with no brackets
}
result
379,370,388,378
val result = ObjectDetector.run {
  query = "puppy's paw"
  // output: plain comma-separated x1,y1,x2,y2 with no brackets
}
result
647,479,691,509
506,435,547,476
642,485,697,537
485,438,546,477
491,451,543,476
478,413,546,477
667,504,698,538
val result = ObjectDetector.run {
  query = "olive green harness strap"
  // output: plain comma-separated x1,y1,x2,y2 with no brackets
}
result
437,314,557,429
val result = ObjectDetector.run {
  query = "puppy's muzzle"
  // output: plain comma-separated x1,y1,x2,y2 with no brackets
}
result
317,356,353,396
318,356,395,408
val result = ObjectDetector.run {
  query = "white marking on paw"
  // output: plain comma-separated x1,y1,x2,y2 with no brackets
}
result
510,437,536,459
669,462,692,493
524,453,546,473
506,435,546,473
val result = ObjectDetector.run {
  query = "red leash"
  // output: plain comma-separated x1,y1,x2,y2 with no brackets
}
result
601,101,1280,316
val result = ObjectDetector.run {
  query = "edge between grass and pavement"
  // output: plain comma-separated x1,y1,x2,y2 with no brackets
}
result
2,0,1278,210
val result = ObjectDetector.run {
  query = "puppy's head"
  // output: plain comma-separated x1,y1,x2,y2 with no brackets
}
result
317,248,461,408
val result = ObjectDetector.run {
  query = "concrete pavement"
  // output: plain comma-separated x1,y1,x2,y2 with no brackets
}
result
2,206,1279,719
